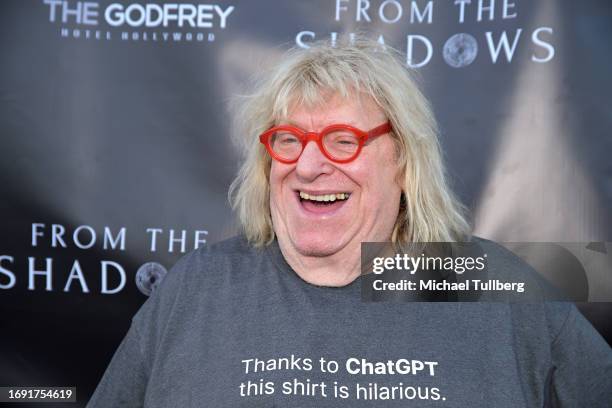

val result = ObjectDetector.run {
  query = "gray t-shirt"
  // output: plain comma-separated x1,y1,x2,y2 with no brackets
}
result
87,236,612,407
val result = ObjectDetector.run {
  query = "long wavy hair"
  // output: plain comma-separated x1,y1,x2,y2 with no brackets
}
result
229,37,470,246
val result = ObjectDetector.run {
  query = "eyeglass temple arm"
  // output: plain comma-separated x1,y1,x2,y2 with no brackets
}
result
367,121,393,139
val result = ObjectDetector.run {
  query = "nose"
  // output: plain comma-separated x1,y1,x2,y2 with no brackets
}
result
294,138,334,182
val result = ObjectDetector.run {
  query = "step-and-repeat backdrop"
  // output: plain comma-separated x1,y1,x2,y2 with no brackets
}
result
1,0,611,405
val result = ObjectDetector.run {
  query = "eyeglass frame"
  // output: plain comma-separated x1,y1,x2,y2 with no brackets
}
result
259,121,393,164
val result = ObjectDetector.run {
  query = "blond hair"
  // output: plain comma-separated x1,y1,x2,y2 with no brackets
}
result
229,37,470,246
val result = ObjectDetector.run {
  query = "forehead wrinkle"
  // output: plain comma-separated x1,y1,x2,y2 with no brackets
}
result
281,107,359,132
279,91,380,131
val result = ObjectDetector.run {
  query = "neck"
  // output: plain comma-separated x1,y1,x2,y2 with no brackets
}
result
277,239,361,287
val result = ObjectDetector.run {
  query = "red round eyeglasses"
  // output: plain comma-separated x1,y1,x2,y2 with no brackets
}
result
259,121,393,164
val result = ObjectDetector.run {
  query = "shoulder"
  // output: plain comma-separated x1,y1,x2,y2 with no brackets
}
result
139,235,263,305
470,236,575,336
181,234,267,276
131,236,266,333
470,236,532,272
159,235,265,289
470,236,564,300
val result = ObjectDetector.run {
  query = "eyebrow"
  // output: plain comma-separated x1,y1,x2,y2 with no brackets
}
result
278,119,360,129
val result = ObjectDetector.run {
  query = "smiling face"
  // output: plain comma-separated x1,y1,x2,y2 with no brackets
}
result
269,92,403,270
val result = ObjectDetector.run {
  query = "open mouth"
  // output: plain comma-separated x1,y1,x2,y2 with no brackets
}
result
297,190,351,214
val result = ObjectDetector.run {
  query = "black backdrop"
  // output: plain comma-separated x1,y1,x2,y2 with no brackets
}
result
1,1,611,406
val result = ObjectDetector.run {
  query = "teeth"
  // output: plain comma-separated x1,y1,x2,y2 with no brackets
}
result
299,192,350,202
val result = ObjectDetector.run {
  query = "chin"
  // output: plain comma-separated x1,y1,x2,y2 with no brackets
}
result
296,246,337,258
291,234,346,258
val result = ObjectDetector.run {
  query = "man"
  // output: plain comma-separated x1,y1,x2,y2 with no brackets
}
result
88,38,612,407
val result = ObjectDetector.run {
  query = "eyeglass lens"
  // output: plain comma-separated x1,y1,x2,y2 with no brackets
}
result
270,129,360,161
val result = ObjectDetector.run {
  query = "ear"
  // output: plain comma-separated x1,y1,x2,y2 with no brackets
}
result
393,163,406,190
